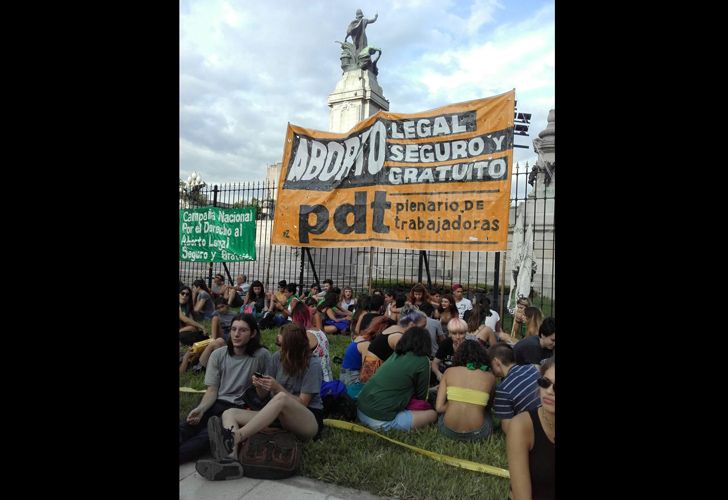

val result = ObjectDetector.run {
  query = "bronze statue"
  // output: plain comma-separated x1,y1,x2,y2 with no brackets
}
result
337,9,381,74
345,9,378,53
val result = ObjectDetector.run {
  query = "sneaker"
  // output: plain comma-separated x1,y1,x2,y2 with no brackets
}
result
207,416,235,460
195,458,244,481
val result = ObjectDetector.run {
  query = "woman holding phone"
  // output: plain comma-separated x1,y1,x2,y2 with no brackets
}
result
197,323,323,481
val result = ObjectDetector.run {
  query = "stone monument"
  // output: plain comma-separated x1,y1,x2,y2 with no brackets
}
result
328,9,389,133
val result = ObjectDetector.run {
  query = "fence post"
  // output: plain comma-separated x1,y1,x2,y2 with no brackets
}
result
207,185,219,289
298,247,306,296
493,252,500,310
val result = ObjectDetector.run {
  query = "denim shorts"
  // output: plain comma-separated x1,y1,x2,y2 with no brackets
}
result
357,408,413,432
437,413,493,441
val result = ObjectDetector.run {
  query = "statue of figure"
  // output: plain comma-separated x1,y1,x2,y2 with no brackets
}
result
358,46,382,75
345,9,378,53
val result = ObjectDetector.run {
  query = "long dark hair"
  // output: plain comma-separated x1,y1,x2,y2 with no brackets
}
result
179,286,193,317
226,314,263,356
247,280,265,301
279,323,310,377
394,326,431,357
192,279,211,293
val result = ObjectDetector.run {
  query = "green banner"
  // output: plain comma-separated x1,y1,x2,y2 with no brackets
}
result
179,207,257,262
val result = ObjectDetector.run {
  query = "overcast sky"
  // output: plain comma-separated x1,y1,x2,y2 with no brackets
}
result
180,0,554,186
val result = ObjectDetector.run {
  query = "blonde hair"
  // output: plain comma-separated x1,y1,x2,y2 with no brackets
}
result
447,317,468,334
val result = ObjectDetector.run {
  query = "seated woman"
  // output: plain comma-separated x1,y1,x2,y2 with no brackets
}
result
356,326,438,432
466,304,498,348
338,286,357,312
437,294,459,335
304,296,325,331
198,323,324,481
179,286,207,346
435,340,496,441
506,356,555,500
386,292,405,322
522,306,544,338
319,292,352,335
291,301,332,383
340,315,390,386
352,294,385,337
431,318,468,384
242,280,267,320
362,305,426,382
192,279,216,322
405,283,431,309
195,297,238,370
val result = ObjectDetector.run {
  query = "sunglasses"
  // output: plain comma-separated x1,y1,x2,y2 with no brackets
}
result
537,376,555,392
180,291,190,296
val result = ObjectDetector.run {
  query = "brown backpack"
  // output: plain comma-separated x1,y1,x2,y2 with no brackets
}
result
237,427,302,479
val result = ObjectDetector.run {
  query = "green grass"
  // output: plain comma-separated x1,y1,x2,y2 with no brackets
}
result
180,326,510,499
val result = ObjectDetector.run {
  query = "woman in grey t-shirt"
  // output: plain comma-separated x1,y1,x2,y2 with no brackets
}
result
214,323,323,459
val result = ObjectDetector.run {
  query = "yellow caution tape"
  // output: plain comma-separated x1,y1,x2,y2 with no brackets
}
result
179,386,206,393
324,418,510,479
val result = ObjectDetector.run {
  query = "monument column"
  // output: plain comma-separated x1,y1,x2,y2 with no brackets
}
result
328,9,389,133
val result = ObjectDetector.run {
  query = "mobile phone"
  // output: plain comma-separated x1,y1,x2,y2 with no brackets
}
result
253,371,264,378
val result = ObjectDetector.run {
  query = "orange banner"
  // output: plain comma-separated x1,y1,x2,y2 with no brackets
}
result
272,89,515,251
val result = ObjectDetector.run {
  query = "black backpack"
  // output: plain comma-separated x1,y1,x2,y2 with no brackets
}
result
321,380,357,422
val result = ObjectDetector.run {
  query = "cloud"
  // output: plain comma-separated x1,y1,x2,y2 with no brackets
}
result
180,0,554,184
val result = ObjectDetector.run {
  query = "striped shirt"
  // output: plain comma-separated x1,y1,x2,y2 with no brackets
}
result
491,363,541,420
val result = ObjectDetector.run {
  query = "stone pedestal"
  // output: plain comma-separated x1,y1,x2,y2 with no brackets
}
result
328,69,389,133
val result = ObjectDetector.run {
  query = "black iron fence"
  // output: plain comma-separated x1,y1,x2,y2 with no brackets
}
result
179,163,554,317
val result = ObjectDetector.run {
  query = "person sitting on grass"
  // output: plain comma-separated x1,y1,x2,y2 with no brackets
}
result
268,283,300,327
351,294,385,337
242,280,267,320
431,318,469,385
506,356,555,500
487,342,541,434
192,279,215,321
319,291,352,334
362,305,426,382
291,301,332,383
179,286,207,346
179,314,272,465
189,296,240,372
522,306,544,337
417,301,446,358
437,294,460,335
508,296,531,340
338,286,357,312
340,315,390,386
304,296,325,331
196,323,323,481
406,283,431,309
356,326,438,432
513,316,555,366
435,339,496,441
